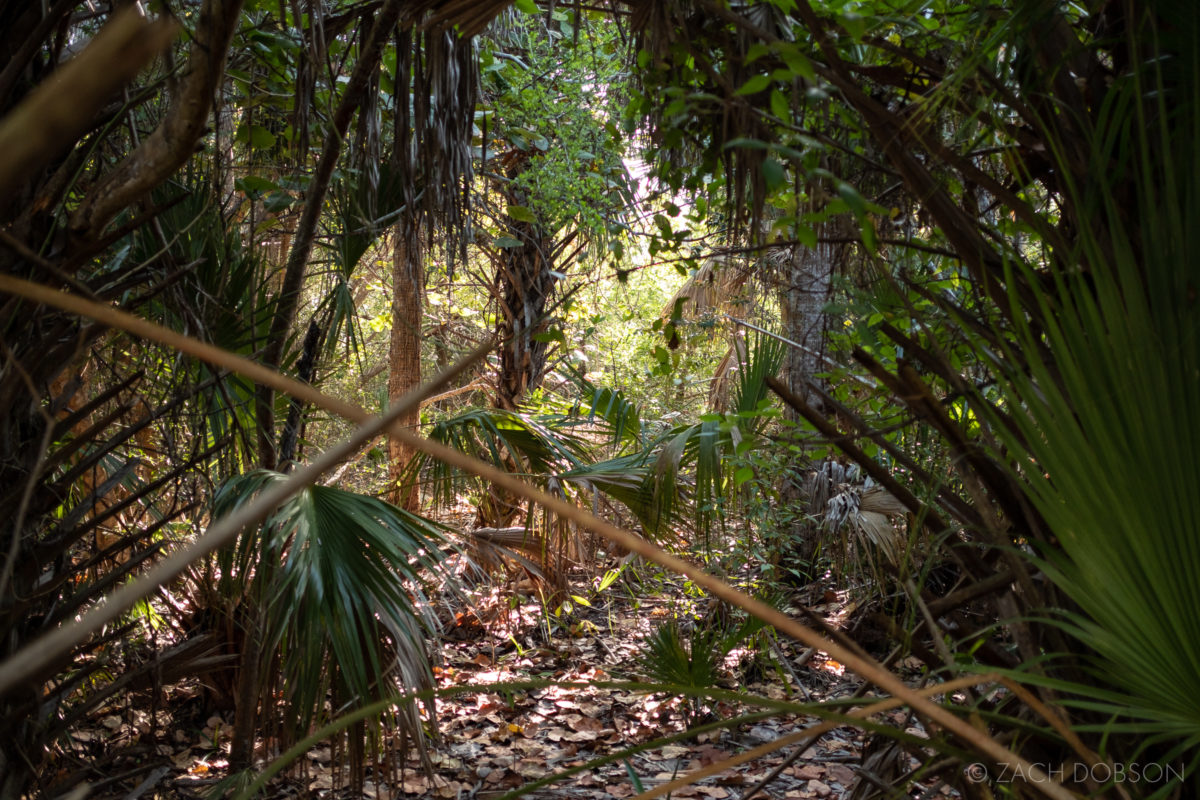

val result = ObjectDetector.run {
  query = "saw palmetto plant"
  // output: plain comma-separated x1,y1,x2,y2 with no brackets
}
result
980,72,1200,779
200,470,454,783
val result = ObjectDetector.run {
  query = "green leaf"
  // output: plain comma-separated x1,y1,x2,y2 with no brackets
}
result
494,236,523,248
723,137,769,151
506,204,538,223
733,466,754,487
236,123,277,149
235,175,278,195
762,157,786,192
769,88,790,121
778,44,815,81
513,0,538,13
735,74,772,96
262,191,296,213
597,566,625,592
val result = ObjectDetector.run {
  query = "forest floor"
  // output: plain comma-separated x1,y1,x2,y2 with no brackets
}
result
69,559,962,800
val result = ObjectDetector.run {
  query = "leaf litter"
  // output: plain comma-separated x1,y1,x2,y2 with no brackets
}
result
66,573,959,800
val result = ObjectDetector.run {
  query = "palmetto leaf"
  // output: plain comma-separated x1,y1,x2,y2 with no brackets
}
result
982,46,1200,773
731,328,787,422
211,470,452,763
416,407,590,506
823,483,906,567
558,451,670,535
638,619,722,692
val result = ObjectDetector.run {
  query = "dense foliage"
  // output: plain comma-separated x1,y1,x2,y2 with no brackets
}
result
0,0,1195,798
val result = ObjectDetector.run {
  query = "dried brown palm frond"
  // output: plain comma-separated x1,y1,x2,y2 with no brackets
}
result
812,460,907,567
661,255,752,321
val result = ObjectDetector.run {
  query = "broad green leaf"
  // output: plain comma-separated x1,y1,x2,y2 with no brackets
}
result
506,204,538,223
735,74,772,96
769,89,790,121
762,157,786,192
734,466,754,487
235,175,278,195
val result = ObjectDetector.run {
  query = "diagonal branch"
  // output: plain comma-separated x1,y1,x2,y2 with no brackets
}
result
0,274,1076,800
68,0,244,240
0,9,178,202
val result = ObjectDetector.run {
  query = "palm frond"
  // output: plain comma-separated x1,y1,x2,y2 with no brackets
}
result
558,451,673,536
638,619,722,693
582,386,645,451
985,37,1200,765
660,256,751,321
415,407,590,507
649,418,728,542
731,328,787,421
210,470,453,768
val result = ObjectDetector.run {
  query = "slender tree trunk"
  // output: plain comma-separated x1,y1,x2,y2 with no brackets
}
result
255,0,405,468
779,238,835,414
387,226,423,510
778,228,841,566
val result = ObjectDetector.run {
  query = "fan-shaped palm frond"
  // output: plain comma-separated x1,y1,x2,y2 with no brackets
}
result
415,407,591,508
987,85,1200,767
824,484,907,568
580,385,645,451
318,161,413,361
208,470,452,780
557,451,668,535
650,417,726,541
541,369,647,454
638,619,723,694
731,328,787,420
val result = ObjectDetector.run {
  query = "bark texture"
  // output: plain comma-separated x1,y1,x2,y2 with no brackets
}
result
388,229,424,510
494,151,558,412
778,238,836,414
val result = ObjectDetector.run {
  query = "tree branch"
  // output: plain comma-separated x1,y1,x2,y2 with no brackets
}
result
255,0,406,467
0,9,177,202
68,0,245,241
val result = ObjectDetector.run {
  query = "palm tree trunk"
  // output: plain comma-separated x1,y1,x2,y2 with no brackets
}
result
778,231,841,565
778,238,836,413
387,226,423,510
494,151,557,412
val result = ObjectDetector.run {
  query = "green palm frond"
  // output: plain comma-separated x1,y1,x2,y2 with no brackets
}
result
211,470,452,764
986,44,1200,768
651,418,728,541
319,162,411,361
546,369,646,452
580,385,644,451
731,328,786,422
416,407,590,507
558,451,671,536
638,619,722,693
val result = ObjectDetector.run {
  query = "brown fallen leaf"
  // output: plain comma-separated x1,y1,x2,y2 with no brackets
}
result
827,764,856,784
795,764,822,780
808,779,832,797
